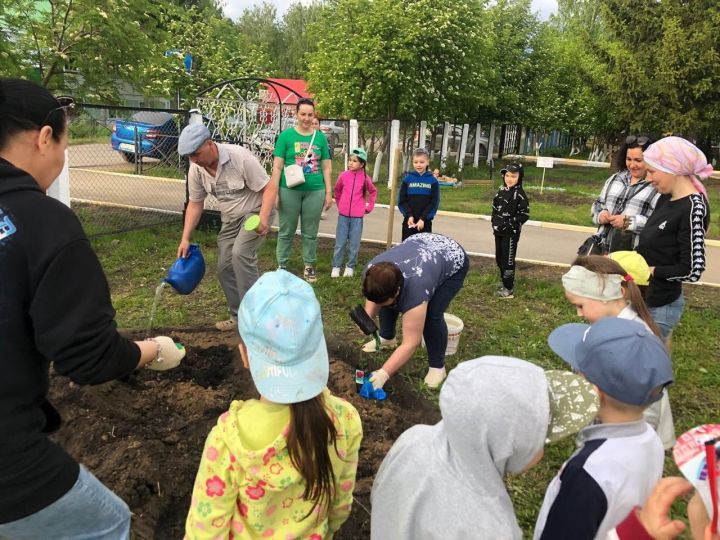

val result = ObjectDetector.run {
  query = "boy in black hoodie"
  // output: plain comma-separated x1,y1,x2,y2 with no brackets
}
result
491,162,530,298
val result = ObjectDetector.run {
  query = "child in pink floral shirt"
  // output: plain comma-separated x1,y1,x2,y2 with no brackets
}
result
184,270,363,539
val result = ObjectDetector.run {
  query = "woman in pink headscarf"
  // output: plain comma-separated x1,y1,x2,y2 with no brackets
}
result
636,136,712,339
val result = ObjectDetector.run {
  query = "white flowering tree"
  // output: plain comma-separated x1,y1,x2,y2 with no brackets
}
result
306,0,494,122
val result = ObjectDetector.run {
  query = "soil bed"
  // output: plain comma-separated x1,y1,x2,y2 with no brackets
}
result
49,329,440,539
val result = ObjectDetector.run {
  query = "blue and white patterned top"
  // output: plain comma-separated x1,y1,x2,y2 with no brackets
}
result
366,233,466,312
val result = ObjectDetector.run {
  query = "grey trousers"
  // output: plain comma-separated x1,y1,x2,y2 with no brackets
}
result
217,212,274,318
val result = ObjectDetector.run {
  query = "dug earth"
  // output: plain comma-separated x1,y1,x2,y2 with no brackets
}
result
49,329,440,539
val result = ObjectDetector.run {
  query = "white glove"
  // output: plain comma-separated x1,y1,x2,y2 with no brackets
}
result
369,368,390,390
361,336,397,353
146,336,185,371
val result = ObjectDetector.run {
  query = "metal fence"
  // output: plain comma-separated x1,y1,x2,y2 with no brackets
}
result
67,104,189,236
64,99,574,237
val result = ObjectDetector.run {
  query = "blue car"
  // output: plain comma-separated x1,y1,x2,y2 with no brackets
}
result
111,111,179,163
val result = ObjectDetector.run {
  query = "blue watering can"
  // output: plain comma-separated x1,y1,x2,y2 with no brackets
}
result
165,244,205,294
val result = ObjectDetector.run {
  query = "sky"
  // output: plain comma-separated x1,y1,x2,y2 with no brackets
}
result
223,0,559,22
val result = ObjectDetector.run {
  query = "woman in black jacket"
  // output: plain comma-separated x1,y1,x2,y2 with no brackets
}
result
0,78,184,538
636,136,712,340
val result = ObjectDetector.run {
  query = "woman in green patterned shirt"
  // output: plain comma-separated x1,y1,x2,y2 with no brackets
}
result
270,98,333,283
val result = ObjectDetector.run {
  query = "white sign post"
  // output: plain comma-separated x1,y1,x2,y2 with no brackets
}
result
419,120,427,150
348,119,358,171
440,122,450,170
349,119,358,151
387,119,400,188
473,123,482,167
458,123,469,170
537,156,554,195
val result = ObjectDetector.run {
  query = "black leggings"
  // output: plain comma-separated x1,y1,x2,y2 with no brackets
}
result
495,234,520,290
378,254,469,368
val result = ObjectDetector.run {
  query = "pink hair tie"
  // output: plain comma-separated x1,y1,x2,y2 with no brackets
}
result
624,274,634,282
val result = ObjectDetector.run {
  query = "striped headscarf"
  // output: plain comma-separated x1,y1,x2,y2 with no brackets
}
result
643,136,713,197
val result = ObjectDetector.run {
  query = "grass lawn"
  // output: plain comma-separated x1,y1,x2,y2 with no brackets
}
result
93,217,720,535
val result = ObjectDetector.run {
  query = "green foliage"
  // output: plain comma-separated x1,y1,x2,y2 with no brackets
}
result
441,161,460,178
233,1,323,80
1,0,163,100
307,0,494,121
527,24,611,137
0,3,22,76
143,3,271,103
276,2,323,79
561,0,720,141
482,0,539,124
234,2,284,66
4,0,717,145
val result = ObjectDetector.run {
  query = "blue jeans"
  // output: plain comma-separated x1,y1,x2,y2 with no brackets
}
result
332,216,363,269
379,253,469,368
648,293,686,340
0,465,131,539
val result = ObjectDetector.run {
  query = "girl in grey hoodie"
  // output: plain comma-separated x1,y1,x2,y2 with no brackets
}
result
370,356,599,539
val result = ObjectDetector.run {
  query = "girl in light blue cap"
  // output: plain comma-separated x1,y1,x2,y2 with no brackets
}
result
185,270,363,540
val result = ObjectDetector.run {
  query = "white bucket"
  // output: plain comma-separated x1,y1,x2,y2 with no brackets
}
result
444,313,464,356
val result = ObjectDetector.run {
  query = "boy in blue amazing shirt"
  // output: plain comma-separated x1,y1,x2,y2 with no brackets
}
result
398,148,440,240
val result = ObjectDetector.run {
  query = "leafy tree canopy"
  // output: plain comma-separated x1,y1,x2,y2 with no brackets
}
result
307,0,494,121
2,0,162,100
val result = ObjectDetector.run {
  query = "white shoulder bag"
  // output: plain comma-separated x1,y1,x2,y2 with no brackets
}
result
284,130,317,188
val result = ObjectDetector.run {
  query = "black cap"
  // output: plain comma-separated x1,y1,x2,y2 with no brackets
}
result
500,162,523,175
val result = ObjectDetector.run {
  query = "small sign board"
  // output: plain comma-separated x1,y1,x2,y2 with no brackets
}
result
537,156,554,169
537,156,554,194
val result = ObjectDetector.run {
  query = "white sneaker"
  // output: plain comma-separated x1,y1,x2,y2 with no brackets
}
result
362,336,397,353
331,267,341,278
343,267,354,277
424,367,447,388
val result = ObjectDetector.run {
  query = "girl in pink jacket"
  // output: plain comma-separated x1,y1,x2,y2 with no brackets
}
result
331,147,377,277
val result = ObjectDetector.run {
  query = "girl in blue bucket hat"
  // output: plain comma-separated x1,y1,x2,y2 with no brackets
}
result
185,270,363,540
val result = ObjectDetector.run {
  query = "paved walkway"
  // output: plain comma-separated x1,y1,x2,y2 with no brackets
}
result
316,204,720,287
63,145,719,286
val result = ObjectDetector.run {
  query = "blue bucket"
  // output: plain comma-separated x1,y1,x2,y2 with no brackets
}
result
165,244,205,294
